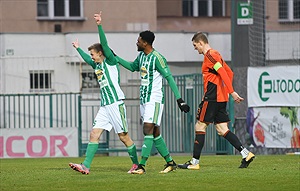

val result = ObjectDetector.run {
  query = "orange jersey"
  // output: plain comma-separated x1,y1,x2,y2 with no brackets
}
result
202,49,234,102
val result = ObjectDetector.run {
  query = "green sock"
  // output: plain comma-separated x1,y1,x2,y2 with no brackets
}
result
127,143,139,165
82,142,98,168
154,135,173,163
140,135,154,166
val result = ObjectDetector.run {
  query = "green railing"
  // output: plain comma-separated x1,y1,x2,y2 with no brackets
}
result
162,74,229,154
0,93,82,156
79,99,144,156
1,74,231,156
0,93,81,128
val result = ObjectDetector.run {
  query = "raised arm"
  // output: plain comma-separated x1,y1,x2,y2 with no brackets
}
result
94,11,116,65
72,39,96,69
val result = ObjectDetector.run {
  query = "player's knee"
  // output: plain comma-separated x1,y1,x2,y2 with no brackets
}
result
118,133,133,145
153,125,161,137
143,123,155,135
119,133,129,143
195,121,207,132
215,127,228,136
216,131,223,136
90,129,101,141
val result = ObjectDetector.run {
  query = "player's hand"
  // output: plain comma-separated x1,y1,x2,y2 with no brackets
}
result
177,98,190,113
94,11,102,25
231,91,244,103
72,39,79,48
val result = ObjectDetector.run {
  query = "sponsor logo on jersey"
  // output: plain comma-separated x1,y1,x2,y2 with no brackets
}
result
95,69,103,81
140,66,148,78
99,80,108,88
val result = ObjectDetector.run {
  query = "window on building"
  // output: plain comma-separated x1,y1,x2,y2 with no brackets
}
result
293,0,300,19
183,0,193,16
182,0,226,17
198,0,208,16
54,0,65,17
212,0,223,17
37,0,83,20
69,0,81,16
37,0,48,16
30,71,53,92
81,70,99,91
279,0,300,22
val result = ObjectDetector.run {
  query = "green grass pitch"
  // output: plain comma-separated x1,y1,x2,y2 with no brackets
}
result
0,155,299,191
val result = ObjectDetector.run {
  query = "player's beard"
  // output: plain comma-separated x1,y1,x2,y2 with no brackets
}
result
137,45,144,52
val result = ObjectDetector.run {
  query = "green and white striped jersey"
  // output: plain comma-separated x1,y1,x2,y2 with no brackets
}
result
117,49,181,105
94,61,125,106
138,51,165,104
77,48,125,106
76,25,125,106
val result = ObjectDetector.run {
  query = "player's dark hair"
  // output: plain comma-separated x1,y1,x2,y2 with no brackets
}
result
88,43,103,53
140,30,155,45
192,32,208,44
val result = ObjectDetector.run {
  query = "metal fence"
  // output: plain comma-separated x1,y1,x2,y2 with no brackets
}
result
0,93,81,129
79,74,230,155
1,74,231,156
162,74,229,154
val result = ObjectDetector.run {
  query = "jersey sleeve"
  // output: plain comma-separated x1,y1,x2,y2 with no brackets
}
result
77,48,97,69
116,56,140,72
155,54,181,99
223,62,234,83
223,63,234,93
98,25,117,66
210,51,234,93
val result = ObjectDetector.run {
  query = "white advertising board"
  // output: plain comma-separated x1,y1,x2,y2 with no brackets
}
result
247,66,300,107
0,127,78,158
246,107,300,148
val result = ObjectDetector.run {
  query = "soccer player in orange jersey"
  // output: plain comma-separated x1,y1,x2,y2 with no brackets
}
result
178,32,255,169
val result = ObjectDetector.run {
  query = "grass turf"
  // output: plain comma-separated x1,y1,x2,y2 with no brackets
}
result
0,155,299,191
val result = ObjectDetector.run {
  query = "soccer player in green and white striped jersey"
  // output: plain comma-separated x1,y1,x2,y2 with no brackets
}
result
68,12,139,175
116,29,190,174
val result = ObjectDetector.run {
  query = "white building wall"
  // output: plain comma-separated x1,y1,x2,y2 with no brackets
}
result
0,56,81,94
0,31,299,94
65,32,231,63
267,31,300,61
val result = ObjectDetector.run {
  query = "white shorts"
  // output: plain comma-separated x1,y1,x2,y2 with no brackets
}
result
140,102,164,126
93,100,128,134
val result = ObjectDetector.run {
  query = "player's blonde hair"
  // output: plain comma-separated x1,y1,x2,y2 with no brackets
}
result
88,43,103,53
